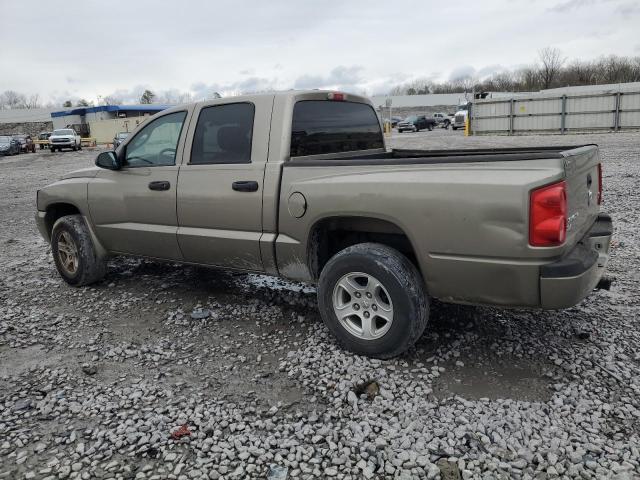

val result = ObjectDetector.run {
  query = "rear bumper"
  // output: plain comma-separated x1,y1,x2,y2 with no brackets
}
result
539,213,612,309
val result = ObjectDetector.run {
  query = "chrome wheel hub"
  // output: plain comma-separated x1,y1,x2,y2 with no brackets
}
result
332,272,394,340
57,231,79,275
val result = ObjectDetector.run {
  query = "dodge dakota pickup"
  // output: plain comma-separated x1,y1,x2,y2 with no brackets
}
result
36,90,612,358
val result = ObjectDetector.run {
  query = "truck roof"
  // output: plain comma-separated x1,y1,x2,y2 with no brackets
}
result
179,90,373,111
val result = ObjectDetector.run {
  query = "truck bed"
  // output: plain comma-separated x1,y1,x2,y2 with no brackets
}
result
279,143,603,307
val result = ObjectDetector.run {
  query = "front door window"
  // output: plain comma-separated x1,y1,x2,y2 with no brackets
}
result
125,111,187,167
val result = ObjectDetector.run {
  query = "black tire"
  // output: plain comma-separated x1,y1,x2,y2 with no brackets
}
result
317,243,429,359
428,124,433,131
452,126,457,131
50,147,56,153
51,214,107,286
72,144,77,151
78,142,82,151
415,127,420,132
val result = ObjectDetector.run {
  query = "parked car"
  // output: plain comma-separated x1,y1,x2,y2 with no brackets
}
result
397,115,436,132
432,112,451,128
113,132,129,148
13,134,36,153
0,135,21,155
37,131,52,149
49,129,82,152
35,90,612,359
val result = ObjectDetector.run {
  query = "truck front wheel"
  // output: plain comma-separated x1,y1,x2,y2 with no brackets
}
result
51,214,107,286
318,243,429,359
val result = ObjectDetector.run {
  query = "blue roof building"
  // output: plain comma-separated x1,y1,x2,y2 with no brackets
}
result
50,104,171,130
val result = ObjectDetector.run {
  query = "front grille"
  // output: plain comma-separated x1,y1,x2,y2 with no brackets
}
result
52,138,71,143
455,114,465,124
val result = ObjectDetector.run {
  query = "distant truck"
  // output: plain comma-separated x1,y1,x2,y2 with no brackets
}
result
451,102,471,130
397,115,436,133
49,129,82,152
36,90,612,358
432,112,451,128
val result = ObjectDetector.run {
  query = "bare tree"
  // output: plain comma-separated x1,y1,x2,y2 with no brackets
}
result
26,94,40,109
0,90,26,109
538,47,565,89
102,95,121,105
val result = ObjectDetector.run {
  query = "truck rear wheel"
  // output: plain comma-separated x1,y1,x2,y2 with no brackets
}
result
51,214,107,286
318,243,429,359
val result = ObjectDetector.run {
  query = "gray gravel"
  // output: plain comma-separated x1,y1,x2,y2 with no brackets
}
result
1,130,639,479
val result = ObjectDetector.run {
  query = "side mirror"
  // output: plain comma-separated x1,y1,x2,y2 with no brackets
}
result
95,151,121,170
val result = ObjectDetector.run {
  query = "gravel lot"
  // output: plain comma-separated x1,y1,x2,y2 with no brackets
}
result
1,130,638,480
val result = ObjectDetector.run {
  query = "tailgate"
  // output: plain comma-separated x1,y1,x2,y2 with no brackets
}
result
562,145,601,248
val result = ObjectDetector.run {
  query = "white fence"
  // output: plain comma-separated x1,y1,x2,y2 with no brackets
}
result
471,90,640,135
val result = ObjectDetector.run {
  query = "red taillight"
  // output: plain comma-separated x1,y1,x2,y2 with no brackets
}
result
597,163,603,205
327,92,345,101
529,181,567,247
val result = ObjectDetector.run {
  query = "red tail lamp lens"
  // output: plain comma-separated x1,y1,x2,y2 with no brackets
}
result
529,181,567,247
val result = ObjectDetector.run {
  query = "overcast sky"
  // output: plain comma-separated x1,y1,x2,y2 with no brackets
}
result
1,0,639,104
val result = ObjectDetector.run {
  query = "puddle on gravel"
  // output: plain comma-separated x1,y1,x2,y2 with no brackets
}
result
433,361,551,402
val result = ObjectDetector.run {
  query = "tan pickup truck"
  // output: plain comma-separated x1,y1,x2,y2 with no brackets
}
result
36,90,612,358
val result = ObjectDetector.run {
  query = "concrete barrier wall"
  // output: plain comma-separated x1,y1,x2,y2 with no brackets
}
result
472,90,640,135
0,121,54,137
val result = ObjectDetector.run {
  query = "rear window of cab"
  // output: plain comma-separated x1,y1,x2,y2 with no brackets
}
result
290,100,383,157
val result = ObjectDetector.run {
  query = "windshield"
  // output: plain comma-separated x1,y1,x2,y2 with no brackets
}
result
405,116,417,122
53,129,75,136
0,136,11,143
457,104,470,111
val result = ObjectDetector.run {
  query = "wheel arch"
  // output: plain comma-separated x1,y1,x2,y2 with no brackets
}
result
44,202,82,238
306,215,425,284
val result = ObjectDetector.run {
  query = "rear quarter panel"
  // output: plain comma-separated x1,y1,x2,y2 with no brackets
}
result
276,158,567,307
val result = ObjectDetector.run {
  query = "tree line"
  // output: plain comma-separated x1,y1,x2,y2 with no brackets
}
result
0,89,159,110
390,49,640,95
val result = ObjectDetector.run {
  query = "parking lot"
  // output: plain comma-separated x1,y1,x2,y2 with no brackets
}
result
1,129,638,479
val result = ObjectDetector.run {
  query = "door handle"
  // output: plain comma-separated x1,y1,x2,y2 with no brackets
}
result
148,181,171,191
232,180,259,192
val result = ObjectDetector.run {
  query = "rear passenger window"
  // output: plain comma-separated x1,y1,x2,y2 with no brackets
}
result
190,103,254,164
290,100,384,157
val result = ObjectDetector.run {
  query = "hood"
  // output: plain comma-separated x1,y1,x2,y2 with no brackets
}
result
61,167,100,180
